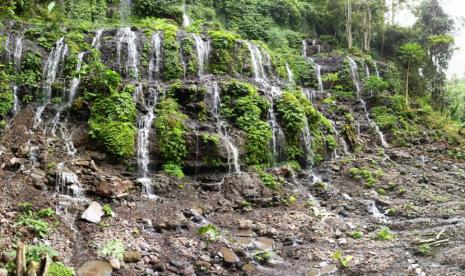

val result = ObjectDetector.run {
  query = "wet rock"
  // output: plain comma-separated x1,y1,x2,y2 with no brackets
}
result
95,180,134,198
222,173,272,204
74,160,91,167
77,260,112,276
220,247,239,263
30,168,46,179
109,258,120,270
81,202,104,223
242,263,256,274
256,237,273,250
124,251,142,263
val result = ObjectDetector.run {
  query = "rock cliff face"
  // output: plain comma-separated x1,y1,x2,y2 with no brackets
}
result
0,18,464,276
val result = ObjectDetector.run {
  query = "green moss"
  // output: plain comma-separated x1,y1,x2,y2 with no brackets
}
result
48,262,75,276
209,30,240,75
221,80,272,165
155,98,188,168
89,92,137,159
163,163,185,178
181,36,198,77
0,70,13,117
162,32,183,81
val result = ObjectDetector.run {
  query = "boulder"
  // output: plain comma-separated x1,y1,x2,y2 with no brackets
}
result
81,202,104,223
95,180,134,198
30,168,46,180
222,172,273,204
124,251,142,263
77,260,112,276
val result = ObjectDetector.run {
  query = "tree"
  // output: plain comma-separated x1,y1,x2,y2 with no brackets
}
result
345,0,353,48
398,42,425,105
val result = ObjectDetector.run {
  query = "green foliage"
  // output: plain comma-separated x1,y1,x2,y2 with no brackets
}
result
81,54,121,97
163,163,185,178
364,76,388,95
348,231,364,239
198,224,220,242
15,51,42,90
26,242,59,263
89,92,137,159
0,70,13,117
37,208,54,218
98,240,125,261
48,262,75,276
349,167,381,188
162,31,183,80
208,30,240,75
375,227,394,241
252,249,275,264
332,250,353,268
155,98,188,168
17,204,53,238
102,204,113,217
133,0,183,24
221,81,272,165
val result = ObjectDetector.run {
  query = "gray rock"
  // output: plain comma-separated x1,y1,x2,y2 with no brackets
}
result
81,202,104,223
31,168,46,179
77,260,112,276
220,247,239,263
109,258,120,270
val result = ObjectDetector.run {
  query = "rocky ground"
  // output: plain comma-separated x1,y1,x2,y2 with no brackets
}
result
1,104,465,275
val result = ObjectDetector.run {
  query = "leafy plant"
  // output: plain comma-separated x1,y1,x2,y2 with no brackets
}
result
37,208,54,218
198,224,220,242
162,163,185,178
102,204,113,217
375,227,394,241
332,250,353,268
252,249,275,264
348,231,364,239
98,240,125,261
48,262,75,276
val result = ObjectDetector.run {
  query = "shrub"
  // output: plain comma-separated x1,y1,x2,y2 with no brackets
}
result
162,31,183,81
133,0,183,24
209,30,240,75
332,250,353,268
88,92,137,159
155,98,188,168
163,163,185,178
0,70,13,117
198,224,220,242
375,227,394,241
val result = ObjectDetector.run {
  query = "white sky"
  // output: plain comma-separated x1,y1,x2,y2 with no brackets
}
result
396,0,465,78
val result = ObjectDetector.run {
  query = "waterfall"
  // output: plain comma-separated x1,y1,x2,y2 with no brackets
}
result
119,0,132,21
148,32,162,81
369,201,388,224
192,34,210,76
246,41,268,82
302,40,307,57
182,3,191,28
211,82,240,173
308,57,323,93
374,62,380,78
303,88,316,103
136,87,158,197
302,120,314,167
91,29,104,49
33,37,68,129
68,52,85,106
116,27,139,80
347,57,389,148
285,63,294,83
12,34,23,114
268,86,285,165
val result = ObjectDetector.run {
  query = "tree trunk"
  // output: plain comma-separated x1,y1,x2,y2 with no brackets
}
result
405,60,410,106
346,0,353,49
16,241,26,276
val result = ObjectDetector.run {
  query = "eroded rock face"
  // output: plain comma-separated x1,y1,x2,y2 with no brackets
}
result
222,172,273,204
95,180,134,198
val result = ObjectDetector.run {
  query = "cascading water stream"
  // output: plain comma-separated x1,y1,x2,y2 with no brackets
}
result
246,41,268,83
268,86,285,165
211,82,240,173
347,57,389,148
33,37,68,129
308,57,324,93
136,88,158,198
116,27,139,80
192,34,210,76
91,29,104,49
12,34,23,114
148,32,162,81
182,3,191,28
302,120,314,167
285,63,294,83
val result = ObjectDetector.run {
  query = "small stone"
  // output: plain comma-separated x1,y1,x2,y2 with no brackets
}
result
242,263,256,274
109,258,120,270
220,247,239,263
124,251,142,263
77,260,112,276
320,264,337,274
74,160,91,167
238,219,253,229
237,229,253,237
81,201,104,223
30,168,46,179
256,237,273,250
